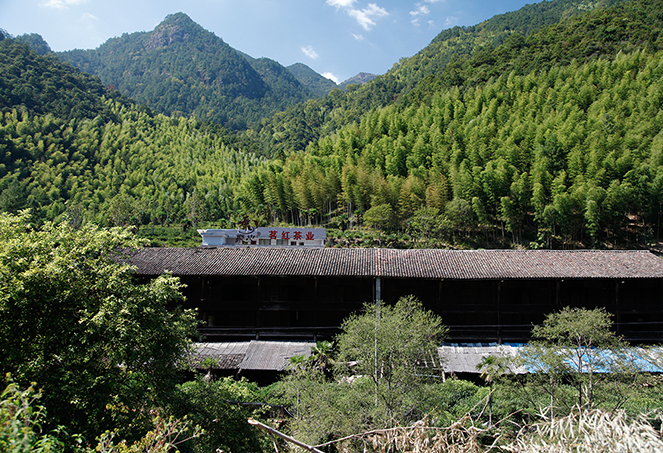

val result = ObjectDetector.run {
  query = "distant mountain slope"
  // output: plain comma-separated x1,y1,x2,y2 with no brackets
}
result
340,72,376,88
251,0,630,156
58,13,313,130
287,63,338,97
15,33,52,55
241,55,314,101
0,36,130,121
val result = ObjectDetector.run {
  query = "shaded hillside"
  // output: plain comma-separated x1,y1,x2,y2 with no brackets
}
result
58,13,313,130
404,0,662,104
0,37,130,122
15,33,52,55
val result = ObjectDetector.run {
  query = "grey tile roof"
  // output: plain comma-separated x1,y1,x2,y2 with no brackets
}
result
125,247,663,280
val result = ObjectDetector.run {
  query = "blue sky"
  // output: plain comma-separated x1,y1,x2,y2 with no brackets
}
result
1,0,540,83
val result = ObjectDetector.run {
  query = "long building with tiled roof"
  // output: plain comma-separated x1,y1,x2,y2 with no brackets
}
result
127,248,663,279
127,247,663,344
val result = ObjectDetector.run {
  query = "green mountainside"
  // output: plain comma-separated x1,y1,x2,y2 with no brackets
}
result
250,0,628,157
15,33,52,55
237,0,663,248
286,63,338,97
0,35,259,234
1,0,663,250
58,12,313,130
0,36,131,122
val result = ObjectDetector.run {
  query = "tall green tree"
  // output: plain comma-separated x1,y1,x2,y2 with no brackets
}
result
519,307,640,414
0,211,197,443
279,296,448,448
336,296,448,425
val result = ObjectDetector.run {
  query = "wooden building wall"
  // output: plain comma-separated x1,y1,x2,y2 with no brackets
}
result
174,275,663,343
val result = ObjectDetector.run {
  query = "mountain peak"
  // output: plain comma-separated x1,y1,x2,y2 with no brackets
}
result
147,12,203,50
160,12,196,27
340,72,376,88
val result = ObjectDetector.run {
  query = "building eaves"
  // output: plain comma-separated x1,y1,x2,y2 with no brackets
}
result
126,247,663,280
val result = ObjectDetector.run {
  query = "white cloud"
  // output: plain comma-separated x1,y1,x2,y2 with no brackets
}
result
352,33,365,41
328,1,388,31
42,0,87,8
410,3,430,26
323,72,340,84
410,4,430,16
444,16,458,27
301,45,319,60
326,0,356,7
348,3,388,31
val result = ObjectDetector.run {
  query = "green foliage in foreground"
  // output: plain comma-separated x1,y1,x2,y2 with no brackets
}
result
275,296,450,447
0,211,198,444
172,376,270,453
273,303,663,451
0,378,205,453
0,379,63,452
491,307,663,430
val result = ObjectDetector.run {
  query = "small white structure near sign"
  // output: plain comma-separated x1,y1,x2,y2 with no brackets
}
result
198,227,326,247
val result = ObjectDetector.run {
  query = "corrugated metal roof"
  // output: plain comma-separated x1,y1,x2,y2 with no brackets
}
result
190,341,663,374
241,341,313,371
439,344,526,374
192,341,313,371
192,342,248,368
125,247,663,280
441,343,663,374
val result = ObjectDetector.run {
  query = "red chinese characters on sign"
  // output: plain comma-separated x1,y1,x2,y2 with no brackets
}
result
293,231,302,240
269,230,277,240
306,232,315,240
282,231,290,240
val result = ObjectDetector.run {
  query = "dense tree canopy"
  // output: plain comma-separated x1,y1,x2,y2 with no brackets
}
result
239,44,663,247
2,0,663,251
0,211,197,442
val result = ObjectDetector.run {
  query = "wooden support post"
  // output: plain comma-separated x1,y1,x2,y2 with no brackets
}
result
375,276,382,303
497,280,502,344
615,280,621,335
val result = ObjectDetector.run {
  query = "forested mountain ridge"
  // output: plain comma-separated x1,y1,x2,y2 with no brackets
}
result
0,34,260,229
58,12,314,130
0,33,132,122
2,0,663,250
249,0,629,157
